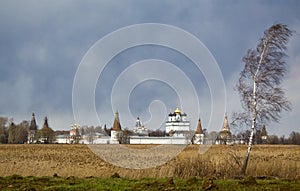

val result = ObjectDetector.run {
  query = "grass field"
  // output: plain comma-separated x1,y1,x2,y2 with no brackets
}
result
0,144,299,180
1,175,300,191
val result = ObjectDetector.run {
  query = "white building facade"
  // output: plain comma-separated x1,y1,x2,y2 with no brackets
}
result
129,108,192,144
165,108,190,134
129,136,190,144
133,117,149,136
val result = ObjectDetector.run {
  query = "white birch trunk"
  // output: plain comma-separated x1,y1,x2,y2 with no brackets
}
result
241,80,257,175
241,36,269,175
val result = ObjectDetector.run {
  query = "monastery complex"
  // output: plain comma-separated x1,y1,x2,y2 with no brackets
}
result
65,108,243,145
27,108,251,145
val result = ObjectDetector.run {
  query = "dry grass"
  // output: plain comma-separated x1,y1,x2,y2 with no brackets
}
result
0,144,299,179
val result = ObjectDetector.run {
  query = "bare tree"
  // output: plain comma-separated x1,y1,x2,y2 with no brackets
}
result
8,122,28,144
234,24,293,175
289,131,300,145
0,117,8,144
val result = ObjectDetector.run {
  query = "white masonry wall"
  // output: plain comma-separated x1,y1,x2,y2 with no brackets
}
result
129,136,190,144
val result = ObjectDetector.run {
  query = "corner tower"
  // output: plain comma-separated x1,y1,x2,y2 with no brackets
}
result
111,111,123,143
193,117,205,144
216,113,232,144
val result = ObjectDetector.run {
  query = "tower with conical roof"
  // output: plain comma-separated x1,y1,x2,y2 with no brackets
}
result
112,111,122,131
216,114,232,144
111,111,123,143
193,117,205,144
29,113,37,131
196,117,203,134
43,116,49,128
261,124,268,143
38,116,54,144
28,113,38,143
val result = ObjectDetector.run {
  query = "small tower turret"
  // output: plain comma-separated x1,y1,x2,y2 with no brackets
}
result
28,112,38,143
196,117,203,134
222,114,230,132
38,116,54,144
111,111,123,143
261,124,268,143
29,113,37,131
112,111,122,131
43,116,49,129
216,113,232,144
193,116,205,144
135,117,141,128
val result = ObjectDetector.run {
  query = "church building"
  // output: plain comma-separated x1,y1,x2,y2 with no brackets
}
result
133,117,149,136
165,108,190,136
130,108,192,144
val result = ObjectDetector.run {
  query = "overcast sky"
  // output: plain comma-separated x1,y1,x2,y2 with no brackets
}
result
0,0,299,136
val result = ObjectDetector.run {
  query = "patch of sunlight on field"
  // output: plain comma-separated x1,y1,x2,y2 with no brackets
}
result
88,144,186,169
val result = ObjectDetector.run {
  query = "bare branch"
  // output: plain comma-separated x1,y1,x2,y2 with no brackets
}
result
234,23,293,127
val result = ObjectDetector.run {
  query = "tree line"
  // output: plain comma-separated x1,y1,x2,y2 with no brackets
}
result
0,116,55,144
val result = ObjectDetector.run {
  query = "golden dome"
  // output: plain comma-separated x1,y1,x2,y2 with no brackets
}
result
174,108,181,114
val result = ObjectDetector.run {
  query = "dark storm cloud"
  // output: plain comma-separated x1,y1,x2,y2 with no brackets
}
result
0,0,299,135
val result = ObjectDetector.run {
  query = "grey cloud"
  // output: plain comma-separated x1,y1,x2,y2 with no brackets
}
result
0,1,299,136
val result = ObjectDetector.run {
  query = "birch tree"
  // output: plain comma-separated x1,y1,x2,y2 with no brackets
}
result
235,24,293,175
